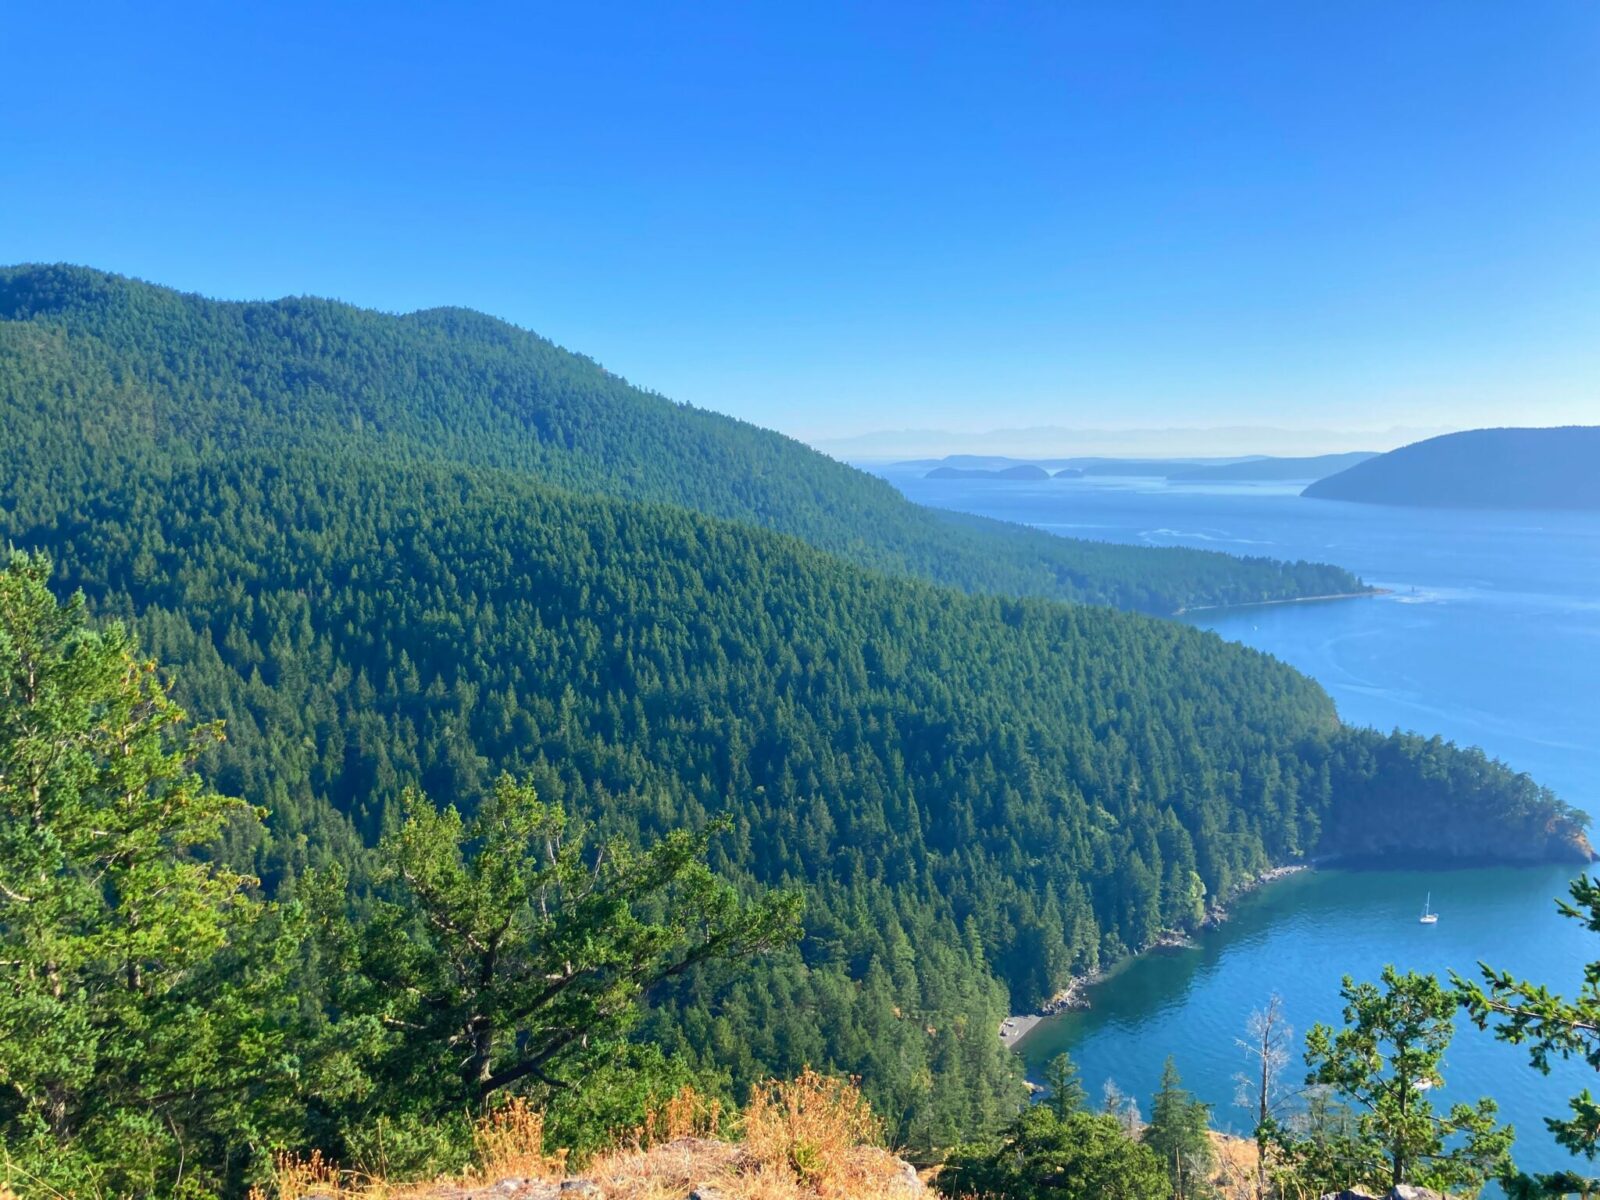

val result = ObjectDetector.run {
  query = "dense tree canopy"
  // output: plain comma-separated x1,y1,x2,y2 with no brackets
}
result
0,263,1366,616
2,442,1580,1152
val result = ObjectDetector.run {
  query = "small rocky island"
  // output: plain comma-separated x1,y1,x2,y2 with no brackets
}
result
925,463,1052,480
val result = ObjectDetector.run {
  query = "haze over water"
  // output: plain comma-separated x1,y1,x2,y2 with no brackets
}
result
876,466,1600,1181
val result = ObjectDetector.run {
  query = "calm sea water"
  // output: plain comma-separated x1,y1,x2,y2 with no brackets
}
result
876,466,1600,1181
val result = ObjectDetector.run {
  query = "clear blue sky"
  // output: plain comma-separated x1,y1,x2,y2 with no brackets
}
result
5,2,1598,444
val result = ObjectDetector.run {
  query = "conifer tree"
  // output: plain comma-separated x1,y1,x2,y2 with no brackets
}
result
1143,1056,1217,1199
1292,967,1514,1195
937,1104,1169,1200
1458,873,1600,1199
1044,1051,1088,1118
325,776,802,1121
0,551,291,1196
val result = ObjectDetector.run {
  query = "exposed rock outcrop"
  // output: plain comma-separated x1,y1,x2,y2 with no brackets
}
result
412,1137,927,1199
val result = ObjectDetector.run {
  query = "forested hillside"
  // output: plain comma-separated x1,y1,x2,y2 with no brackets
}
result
0,264,1365,615
3,441,1586,1147
0,265,1585,1154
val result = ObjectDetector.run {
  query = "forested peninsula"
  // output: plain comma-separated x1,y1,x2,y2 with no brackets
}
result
0,265,1589,1195
1303,426,1600,510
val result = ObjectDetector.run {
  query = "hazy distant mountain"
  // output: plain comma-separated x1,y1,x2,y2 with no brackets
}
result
1303,427,1600,510
897,454,1227,472
815,424,1452,461
1170,452,1378,483
906,453,1375,483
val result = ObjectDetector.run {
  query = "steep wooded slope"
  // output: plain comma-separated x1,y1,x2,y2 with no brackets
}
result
0,264,1363,614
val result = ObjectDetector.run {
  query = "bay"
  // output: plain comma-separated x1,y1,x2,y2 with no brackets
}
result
875,465,1600,1180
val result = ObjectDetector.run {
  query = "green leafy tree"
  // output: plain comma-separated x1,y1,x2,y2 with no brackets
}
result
1043,1052,1087,1118
1457,873,1600,1198
936,1104,1169,1200
0,551,291,1197
1142,1056,1216,1199
1296,966,1514,1196
324,776,801,1135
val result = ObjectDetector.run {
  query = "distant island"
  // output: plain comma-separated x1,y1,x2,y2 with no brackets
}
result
1169,451,1376,482
926,463,1052,480
914,453,1375,484
1303,426,1600,510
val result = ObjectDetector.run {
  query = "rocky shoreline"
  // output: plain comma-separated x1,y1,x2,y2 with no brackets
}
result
999,863,1312,1048
1201,863,1309,928
1173,587,1388,617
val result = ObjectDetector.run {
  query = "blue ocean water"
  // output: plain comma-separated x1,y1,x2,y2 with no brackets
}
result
877,466,1600,1181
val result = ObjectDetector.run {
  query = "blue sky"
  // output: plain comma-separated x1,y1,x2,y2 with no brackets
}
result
5,2,1598,447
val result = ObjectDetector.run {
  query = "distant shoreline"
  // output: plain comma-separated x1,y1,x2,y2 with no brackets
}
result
1174,587,1389,617
1000,864,1312,1051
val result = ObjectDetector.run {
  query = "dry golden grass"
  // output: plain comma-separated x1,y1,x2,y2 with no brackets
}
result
472,1096,569,1181
1207,1130,1263,1200
638,1085,727,1148
254,1069,918,1200
579,1135,918,1200
576,1068,913,1200
258,1100,566,1200
256,1149,347,1200
740,1068,885,1197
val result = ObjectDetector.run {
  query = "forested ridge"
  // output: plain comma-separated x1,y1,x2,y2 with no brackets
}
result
0,265,1587,1184
0,263,1365,615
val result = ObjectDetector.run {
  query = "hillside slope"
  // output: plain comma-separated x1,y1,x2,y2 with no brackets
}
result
0,263,1364,615
1303,427,1600,509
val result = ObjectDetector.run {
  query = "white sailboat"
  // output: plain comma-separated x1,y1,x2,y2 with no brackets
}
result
1419,892,1439,924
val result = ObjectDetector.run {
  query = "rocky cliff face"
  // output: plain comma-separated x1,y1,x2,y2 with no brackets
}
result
1319,731,1595,866
1319,810,1594,865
